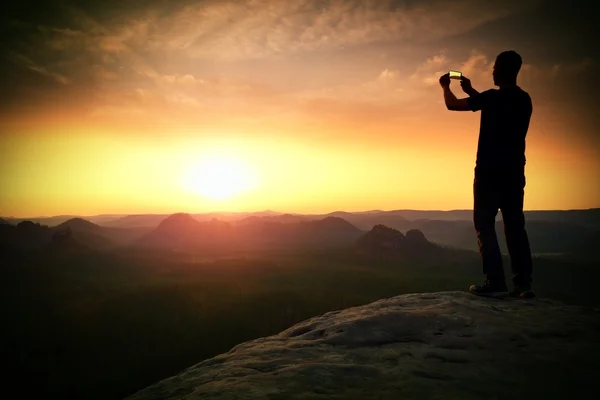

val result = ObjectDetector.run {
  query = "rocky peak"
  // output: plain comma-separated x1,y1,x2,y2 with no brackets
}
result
356,224,405,250
155,213,201,234
127,291,600,400
16,220,40,230
314,217,360,232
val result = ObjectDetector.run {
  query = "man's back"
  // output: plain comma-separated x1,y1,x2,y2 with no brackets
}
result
468,86,533,169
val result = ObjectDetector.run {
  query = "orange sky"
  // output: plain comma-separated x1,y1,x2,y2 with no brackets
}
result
1,0,599,217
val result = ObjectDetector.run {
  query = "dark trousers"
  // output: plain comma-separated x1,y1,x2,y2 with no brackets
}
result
473,166,533,287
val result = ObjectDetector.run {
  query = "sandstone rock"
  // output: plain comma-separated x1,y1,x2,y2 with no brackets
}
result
355,224,406,252
127,291,600,400
354,224,442,261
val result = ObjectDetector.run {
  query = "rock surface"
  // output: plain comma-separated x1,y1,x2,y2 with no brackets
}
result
127,291,600,400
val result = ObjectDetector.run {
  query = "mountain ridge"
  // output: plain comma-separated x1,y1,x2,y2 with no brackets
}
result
4,208,599,228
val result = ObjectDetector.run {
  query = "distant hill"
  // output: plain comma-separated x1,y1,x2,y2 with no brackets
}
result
354,224,450,263
83,215,126,226
0,215,151,251
0,221,53,251
199,210,282,221
355,224,406,252
304,208,600,230
52,218,115,250
3,215,80,227
153,213,202,234
309,216,362,232
523,209,600,230
1,215,131,227
104,211,285,228
410,219,475,250
43,228,92,256
237,214,306,225
317,210,474,223
317,212,412,232
136,213,235,250
379,209,475,221
6,208,599,228
136,214,364,252
500,220,600,256
140,213,200,241
55,218,103,234
236,216,364,250
407,218,600,257
4,208,599,256
103,214,172,228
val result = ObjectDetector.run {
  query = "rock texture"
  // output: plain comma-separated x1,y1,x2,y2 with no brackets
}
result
127,292,600,400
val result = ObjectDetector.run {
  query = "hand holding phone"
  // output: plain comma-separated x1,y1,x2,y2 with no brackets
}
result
460,75,474,94
449,70,462,80
439,73,451,88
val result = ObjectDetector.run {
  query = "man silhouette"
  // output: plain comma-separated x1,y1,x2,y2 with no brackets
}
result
439,50,534,299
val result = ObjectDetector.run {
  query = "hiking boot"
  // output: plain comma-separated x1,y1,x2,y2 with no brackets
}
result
469,280,509,298
510,286,535,299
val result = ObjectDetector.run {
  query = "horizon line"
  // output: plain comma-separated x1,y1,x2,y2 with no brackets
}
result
3,207,599,220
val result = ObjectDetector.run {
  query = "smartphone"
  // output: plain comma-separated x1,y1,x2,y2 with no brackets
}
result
449,70,462,80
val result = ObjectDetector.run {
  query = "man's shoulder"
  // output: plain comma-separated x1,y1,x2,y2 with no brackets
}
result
516,86,532,99
517,87,533,109
472,88,497,101
481,88,499,99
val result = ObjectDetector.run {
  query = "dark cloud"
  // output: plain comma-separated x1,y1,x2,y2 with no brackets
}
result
0,0,597,139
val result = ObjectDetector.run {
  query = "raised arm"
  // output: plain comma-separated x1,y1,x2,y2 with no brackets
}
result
439,73,471,111
460,76,479,97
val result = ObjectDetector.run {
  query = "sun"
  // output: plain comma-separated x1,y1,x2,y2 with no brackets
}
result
181,154,258,200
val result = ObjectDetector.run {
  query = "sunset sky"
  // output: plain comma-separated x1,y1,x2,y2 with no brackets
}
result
1,0,598,217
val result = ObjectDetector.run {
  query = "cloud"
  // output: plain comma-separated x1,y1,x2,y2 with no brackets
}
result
156,74,276,98
6,0,539,86
538,58,594,79
410,54,451,85
296,67,407,106
8,52,70,85
0,0,542,122
292,49,596,127
150,0,538,61
296,53,458,105
29,0,539,68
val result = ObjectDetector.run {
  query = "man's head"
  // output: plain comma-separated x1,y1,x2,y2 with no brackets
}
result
493,50,522,86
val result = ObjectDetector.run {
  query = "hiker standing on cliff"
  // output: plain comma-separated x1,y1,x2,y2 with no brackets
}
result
438,50,535,299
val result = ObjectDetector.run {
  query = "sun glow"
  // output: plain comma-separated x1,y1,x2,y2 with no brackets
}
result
181,154,259,200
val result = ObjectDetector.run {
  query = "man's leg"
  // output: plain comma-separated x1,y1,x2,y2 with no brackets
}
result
474,172,505,282
470,170,507,297
500,172,534,296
